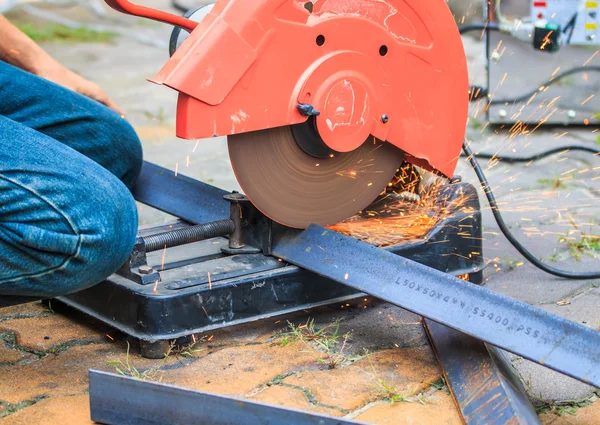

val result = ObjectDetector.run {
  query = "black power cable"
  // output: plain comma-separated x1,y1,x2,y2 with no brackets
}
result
463,142,600,280
458,22,500,35
461,145,600,162
490,66,600,105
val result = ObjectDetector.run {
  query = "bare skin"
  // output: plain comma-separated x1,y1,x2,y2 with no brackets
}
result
0,14,123,115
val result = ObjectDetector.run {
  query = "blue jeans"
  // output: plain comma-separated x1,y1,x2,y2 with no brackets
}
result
0,61,142,298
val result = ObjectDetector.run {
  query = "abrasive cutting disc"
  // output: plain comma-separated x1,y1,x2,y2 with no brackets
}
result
228,126,405,229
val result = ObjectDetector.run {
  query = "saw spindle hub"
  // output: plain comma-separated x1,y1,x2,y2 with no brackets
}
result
291,116,336,159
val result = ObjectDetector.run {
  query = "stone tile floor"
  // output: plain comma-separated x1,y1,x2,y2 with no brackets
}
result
0,299,598,424
1,1,599,423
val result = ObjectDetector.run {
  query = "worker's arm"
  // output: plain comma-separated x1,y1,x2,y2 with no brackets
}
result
0,15,121,113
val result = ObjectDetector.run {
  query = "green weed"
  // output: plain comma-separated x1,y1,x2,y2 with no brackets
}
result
429,377,446,390
535,397,595,416
143,107,168,124
16,23,116,43
503,258,523,270
558,218,600,261
469,117,483,130
106,341,161,380
374,380,410,403
0,396,49,419
106,338,203,380
274,318,352,369
537,177,567,190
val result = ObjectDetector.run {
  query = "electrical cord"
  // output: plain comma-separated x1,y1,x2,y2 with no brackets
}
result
459,23,500,35
463,142,600,279
489,66,600,105
461,145,600,162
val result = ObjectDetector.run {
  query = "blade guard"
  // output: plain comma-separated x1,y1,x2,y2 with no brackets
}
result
149,0,469,177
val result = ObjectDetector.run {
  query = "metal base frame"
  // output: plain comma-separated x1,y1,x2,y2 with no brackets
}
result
58,162,484,358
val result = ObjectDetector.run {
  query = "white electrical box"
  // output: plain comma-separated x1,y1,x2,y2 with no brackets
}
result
532,0,599,44
484,0,600,125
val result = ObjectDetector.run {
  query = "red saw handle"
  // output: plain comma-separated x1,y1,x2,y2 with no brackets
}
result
104,0,198,31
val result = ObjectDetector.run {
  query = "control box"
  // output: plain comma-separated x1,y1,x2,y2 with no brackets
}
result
532,0,599,45
484,0,600,125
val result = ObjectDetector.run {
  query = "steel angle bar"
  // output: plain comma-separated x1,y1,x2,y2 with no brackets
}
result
424,320,541,425
133,161,229,224
89,370,365,425
271,225,600,387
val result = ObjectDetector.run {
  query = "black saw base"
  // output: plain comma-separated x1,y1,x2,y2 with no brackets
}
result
54,162,483,358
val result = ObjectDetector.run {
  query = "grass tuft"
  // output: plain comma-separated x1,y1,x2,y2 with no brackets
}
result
558,218,600,261
374,380,410,403
537,177,567,190
105,341,161,381
535,397,596,416
106,338,204,381
274,318,352,369
17,22,117,43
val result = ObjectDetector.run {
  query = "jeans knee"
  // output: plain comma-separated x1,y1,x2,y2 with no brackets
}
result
89,109,143,190
113,119,143,190
73,183,139,292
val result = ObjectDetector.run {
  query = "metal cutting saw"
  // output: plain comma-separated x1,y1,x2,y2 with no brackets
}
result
106,0,469,228
42,1,600,419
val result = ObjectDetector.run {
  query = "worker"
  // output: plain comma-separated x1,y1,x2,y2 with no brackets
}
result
0,16,142,302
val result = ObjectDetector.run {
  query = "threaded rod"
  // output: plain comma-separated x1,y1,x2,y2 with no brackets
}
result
143,219,235,252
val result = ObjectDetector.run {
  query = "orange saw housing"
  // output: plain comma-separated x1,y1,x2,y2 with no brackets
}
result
107,0,469,177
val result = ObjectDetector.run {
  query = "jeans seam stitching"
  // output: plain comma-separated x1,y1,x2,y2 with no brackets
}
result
0,173,83,284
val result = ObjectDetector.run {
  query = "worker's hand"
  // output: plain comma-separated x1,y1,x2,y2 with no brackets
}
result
38,63,124,116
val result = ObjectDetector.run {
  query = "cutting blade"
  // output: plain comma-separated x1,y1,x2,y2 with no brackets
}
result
228,126,405,229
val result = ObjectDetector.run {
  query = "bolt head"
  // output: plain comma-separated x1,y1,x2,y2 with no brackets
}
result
498,109,507,118
224,193,248,202
381,114,389,124
138,265,154,275
567,110,576,119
